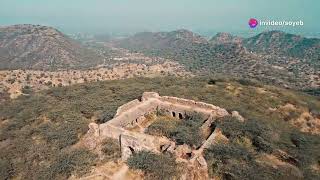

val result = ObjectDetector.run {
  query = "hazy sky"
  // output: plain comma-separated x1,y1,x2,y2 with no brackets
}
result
1,0,319,35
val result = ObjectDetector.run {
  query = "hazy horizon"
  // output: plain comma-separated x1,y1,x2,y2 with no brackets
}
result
1,0,319,37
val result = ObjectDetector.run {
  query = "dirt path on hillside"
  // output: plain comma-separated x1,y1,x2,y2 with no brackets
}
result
111,165,129,180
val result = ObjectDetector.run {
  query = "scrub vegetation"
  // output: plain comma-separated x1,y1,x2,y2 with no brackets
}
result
0,76,319,179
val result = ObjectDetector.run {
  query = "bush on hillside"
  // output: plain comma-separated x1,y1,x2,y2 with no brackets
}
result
0,158,14,180
101,138,121,160
216,116,274,153
127,151,178,180
21,85,33,94
146,113,205,148
237,78,263,87
39,148,96,179
206,115,320,179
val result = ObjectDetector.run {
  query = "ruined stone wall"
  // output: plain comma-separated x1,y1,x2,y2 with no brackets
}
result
99,92,229,141
86,92,240,179
99,124,125,139
128,92,228,126
96,92,232,164
106,99,160,128
114,99,141,117
158,95,229,118
120,131,173,160
156,100,225,120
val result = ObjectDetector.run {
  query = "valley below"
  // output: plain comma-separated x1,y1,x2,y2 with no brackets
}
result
0,60,190,99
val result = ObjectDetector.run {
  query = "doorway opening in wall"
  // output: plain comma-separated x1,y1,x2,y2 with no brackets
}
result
210,122,217,132
186,152,192,159
128,146,135,154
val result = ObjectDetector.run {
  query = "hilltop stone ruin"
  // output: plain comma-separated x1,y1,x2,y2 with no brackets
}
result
86,92,243,179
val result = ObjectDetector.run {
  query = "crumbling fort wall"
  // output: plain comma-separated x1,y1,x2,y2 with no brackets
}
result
120,131,173,160
84,92,243,179
97,92,230,161
101,92,228,131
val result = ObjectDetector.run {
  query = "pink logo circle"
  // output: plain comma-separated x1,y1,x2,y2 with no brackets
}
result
249,18,258,28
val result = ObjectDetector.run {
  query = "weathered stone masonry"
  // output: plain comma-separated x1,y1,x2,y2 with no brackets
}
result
86,92,241,179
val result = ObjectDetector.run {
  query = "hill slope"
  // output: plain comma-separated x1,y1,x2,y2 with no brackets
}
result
116,29,248,68
0,77,319,179
209,32,243,44
0,24,104,70
114,30,319,89
243,30,320,60
115,29,209,56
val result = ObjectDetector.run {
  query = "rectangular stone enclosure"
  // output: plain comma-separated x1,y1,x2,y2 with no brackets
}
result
95,92,230,160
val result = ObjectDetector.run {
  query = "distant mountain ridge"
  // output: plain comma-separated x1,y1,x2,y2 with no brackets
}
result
209,32,243,44
116,29,208,51
0,25,318,89
0,24,104,70
115,29,320,89
243,30,320,60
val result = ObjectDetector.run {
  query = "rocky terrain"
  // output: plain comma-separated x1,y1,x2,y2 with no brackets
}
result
0,61,190,99
0,24,104,70
114,30,320,90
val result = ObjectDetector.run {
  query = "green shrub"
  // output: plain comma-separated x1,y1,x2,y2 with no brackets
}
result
21,86,33,94
208,79,216,85
95,111,114,124
285,131,320,169
127,151,178,180
36,117,88,149
172,125,204,147
45,81,52,86
0,158,13,180
206,115,320,179
205,143,253,179
204,143,298,180
101,138,121,160
41,148,96,179
217,117,274,152
7,78,16,84
237,78,262,87
207,77,228,85
303,88,320,97
252,136,273,153
155,107,167,116
146,113,205,147
205,143,253,162
26,74,31,81
146,119,175,137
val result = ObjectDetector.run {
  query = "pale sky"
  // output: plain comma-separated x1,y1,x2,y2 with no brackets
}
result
1,0,319,35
